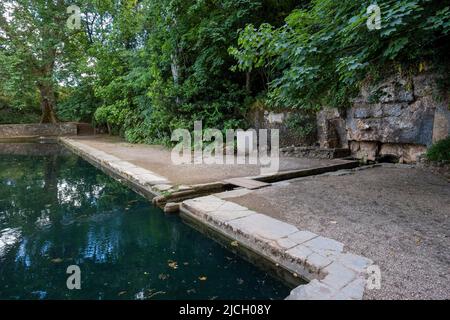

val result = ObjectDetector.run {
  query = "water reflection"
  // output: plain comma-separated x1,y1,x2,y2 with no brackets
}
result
0,143,289,300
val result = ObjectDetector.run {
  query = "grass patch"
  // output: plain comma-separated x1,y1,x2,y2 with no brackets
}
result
427,138,450,162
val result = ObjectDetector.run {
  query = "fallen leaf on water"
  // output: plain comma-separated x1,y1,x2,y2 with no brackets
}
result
168,260,178,269
51,258,63,263
147,289,166,299
118,291,127,296
237,278,244,285
183,262,189,266
198,276,207,281
230,241,239,247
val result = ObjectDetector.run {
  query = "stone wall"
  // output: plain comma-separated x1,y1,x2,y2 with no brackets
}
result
247,108,316,148
318,72,450,163
0,123,78,138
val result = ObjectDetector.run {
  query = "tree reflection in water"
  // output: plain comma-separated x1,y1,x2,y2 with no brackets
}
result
0,143,289,300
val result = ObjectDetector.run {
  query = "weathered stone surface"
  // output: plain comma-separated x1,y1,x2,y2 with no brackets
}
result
183,196,225,213
228,214,298,241
207,209,256,224
164,202,180,214
317,108,348,148
287,230,318,245
321,262,357,290
306,253,333,273
214,189,253,199
413,73,437,98
280,146,350,159
379,143,427,164
286,280,336,300
346,100,435,145
350,141,378,161
135,173,169,185
274,237,298,250
316,72,450,164
304,236,344,258
331,278,366,300
286,245,313,262
337,253,373,274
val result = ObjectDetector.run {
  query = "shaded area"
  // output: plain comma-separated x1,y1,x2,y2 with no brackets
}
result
0,144,289,300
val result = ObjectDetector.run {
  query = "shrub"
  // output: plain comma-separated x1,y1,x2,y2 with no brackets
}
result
427,137,450,162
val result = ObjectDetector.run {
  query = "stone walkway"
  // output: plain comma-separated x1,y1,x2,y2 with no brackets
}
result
64,135,351,185
181,194,373,300
225,165,450,299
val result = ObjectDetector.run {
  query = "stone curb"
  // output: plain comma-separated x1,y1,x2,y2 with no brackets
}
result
180,195,373,300
59,138,176,196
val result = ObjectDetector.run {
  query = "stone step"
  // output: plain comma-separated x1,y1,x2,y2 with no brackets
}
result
223,178,271,190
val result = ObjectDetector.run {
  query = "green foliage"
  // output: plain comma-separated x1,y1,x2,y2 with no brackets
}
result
230,0,450,111
1,0,448,144
427,137,450,162
285,112,317,140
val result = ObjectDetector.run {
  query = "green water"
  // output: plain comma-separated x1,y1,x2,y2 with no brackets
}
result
0,143,289,300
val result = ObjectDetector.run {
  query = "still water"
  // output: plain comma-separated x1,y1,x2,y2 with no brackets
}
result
0,142,289,300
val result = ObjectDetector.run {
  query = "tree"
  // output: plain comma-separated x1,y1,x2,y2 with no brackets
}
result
0,0,81,123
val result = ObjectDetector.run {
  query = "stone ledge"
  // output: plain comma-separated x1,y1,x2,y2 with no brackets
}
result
59,138,172,197
180,195,373,300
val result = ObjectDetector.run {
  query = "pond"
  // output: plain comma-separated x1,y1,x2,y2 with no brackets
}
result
0,142,290,300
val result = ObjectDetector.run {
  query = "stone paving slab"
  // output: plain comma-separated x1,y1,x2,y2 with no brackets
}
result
180,195,373,300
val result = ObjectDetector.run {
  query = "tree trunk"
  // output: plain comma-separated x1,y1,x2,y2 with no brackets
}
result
38,83,58,124
246,72,251,93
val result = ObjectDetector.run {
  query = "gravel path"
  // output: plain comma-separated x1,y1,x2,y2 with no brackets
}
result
229,166,450,300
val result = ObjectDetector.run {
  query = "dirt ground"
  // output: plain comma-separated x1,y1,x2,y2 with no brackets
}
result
228,166,450,300
70,135,346,185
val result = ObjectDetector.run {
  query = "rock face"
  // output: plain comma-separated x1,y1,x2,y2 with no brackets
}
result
317,108,347,149
318,72,450,163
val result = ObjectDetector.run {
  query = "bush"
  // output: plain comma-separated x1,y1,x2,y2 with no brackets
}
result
427,137,450,162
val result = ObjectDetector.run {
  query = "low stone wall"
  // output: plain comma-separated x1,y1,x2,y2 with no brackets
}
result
0,123,77,138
